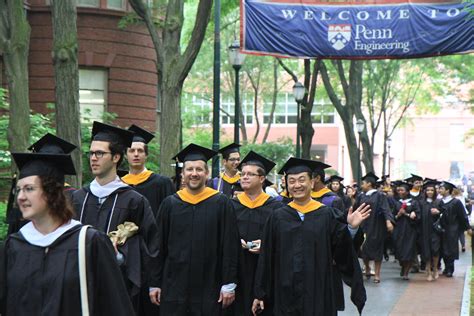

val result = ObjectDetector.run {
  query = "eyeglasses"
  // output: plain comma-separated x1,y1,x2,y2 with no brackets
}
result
241,172,262,178
87,151,112,158
14,185,39,195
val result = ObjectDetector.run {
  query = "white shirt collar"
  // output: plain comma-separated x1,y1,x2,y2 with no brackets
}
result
20,219,82,247
90,176,128,199
365,189,377,196
442,195,453,203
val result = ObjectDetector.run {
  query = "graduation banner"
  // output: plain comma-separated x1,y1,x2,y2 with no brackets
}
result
241,0,474,59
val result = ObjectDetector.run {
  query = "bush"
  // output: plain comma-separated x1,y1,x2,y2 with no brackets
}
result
0,202,7,240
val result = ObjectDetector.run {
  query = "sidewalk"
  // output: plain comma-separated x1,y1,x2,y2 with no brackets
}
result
340,237,472,316
390,241,471,316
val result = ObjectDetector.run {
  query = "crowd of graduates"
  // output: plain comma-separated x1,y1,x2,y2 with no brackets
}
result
0,120,471,316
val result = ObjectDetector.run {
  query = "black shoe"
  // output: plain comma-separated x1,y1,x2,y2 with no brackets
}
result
420,262,426,271
462,247,466,252
446,272,453,277
384,254,389,261
442,269,448,275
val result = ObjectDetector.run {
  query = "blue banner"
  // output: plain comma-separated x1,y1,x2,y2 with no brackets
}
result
241,0,474,58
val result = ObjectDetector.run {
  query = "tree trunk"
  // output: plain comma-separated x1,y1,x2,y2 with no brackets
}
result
262,59,278,143
50,0,82,187
0,0,31,170
160,84,182,176
128,0,212,177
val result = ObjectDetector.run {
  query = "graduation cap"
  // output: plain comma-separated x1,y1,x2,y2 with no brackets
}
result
423,180,439,189
92,121,134,148
381,174,390,181
238,151,276,175
218,143,241,158
28,133,77,154
278,157,330,175
439,181,456,191
361,172,379,183
404,173,423,183
391,180,403,187
173,143,216,163
327,175,344,183
12,152,76,183
396,181,413,190
128,124,155,144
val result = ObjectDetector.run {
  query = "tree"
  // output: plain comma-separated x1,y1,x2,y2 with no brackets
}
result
320,60,365,180
0,0,31,168
128,0,213,176
50,0,82,187
363,60,423,176
277,58,322,159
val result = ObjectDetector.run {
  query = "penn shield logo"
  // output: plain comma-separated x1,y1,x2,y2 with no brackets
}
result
328,24,351,50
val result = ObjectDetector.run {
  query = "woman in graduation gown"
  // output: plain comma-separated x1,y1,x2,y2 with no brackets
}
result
418,181,441,281
392,182,420,280
0,152,134,316
252,158,370,316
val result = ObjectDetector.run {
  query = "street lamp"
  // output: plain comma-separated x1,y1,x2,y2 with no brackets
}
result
228,40,246,144
356,119,365,185
293,82,305,158
387,137,392,175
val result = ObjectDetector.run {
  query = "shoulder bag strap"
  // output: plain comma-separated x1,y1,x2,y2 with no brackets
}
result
78,225,91,316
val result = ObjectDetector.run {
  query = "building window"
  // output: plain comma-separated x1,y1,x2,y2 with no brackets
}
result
79,69,107,123
312,102,335,124
263,94,296,124
182,94,211,126
77,0,100,7
221,94,253,126
263,94,335,125
107,0,126,10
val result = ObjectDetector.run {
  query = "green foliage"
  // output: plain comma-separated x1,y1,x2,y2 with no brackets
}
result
0,202,7,241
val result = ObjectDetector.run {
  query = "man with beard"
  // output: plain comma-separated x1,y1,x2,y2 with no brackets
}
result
150,144,239,315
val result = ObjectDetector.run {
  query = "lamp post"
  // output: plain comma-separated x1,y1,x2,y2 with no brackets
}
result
228,40,246,144
356,119,365,185
293,82,305,158
387,137,392,175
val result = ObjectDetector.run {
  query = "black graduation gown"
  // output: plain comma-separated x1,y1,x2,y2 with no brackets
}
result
392,199,420,262
418,198,441,260
354,191,393,261
155,193,240,315
231,197,283,316
208,176,243,198
0,225,135,316
126,173,175,219
254,205,366,316
439,198,470,261
72,185,159,311
314,189,359,312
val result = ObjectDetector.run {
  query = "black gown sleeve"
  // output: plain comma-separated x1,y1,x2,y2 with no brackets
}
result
220,196,240,286
153,196,173,288
89,230,136,315
254,214,275,301
330,211,366,314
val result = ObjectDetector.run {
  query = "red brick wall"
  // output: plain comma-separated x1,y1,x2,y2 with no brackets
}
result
27,4,158,131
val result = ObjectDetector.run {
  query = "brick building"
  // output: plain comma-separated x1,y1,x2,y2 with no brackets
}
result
21,0,157,130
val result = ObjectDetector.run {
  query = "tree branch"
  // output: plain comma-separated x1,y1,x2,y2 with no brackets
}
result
277,58,298,82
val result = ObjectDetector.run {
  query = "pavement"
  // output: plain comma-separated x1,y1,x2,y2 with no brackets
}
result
340,237,472,316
